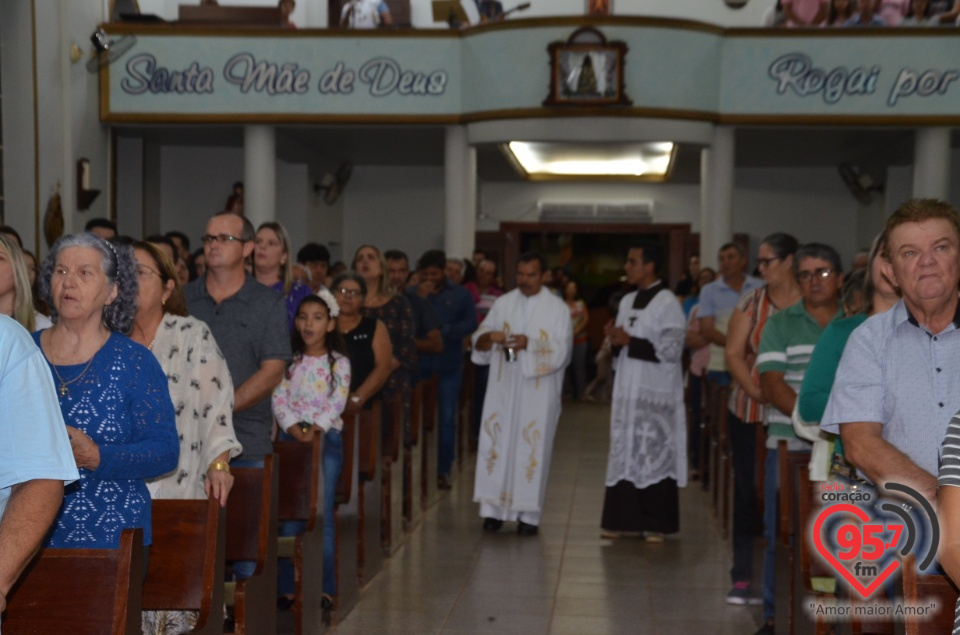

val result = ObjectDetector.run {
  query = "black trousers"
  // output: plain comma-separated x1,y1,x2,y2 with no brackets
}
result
600,478,679,534
728,410,757,583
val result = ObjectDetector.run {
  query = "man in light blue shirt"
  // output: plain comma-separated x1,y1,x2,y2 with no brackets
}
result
0,315,79,612
698,242,763,385
822,199,960,503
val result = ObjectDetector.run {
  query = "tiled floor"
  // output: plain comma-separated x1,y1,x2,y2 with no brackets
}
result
330,402,764,635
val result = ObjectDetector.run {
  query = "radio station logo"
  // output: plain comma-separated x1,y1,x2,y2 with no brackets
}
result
806,481,942,621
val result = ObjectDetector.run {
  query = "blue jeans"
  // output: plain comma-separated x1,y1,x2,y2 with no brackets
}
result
762,446,778,621
437,370,463,477
322,429,343,595
229,457,265,581
275,429,344,597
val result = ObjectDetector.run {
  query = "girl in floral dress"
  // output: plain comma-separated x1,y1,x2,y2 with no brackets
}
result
272,290,351,610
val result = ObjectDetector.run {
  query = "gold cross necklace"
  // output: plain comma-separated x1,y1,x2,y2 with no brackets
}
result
50,332,109,398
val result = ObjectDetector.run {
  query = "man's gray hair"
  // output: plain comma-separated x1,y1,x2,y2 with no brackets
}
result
794,242,843,275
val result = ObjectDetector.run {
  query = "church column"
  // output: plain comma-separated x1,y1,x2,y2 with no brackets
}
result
244,125,276,227
913,127,951,200
700,126,735,267
444,125,477,259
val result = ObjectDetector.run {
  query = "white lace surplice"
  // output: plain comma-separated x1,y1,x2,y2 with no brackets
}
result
606,286,688,490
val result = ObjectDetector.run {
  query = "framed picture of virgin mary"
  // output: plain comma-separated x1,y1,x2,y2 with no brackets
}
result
543,27,631,107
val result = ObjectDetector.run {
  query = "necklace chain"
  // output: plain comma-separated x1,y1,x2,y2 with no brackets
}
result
50,332,109,398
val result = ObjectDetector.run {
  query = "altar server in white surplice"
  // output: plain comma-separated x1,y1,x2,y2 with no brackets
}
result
601,241,687,542
471,252,572,536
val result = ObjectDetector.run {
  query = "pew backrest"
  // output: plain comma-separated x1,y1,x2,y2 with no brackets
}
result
902,553,959,635
226,454,276,566
274,434,322,531
3,527,143,635
143,498,225,632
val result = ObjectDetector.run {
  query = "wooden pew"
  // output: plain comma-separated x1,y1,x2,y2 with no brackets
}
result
404,380,425,531
225,455,279,635
357,401,383,586
705,379,731,530
382,393,405,556
791,465,838,635
775,442,813,635
421,375,440,509
143,498,226,635
901,553,959,635
4,527,143,635
274,435,325,635
330,413,360,622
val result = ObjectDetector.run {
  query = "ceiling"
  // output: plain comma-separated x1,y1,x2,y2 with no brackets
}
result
120,124,954,184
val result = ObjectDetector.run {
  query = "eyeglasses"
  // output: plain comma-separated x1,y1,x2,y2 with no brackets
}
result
797,268,835,283
201,234,245,245
756,257,780,268
136,265,161,280
335,288,362,298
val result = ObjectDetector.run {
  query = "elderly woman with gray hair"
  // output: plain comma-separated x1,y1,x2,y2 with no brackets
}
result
33,233,178,550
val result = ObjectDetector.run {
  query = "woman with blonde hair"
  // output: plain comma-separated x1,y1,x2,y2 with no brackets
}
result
0,233,49,331
254,221,312,330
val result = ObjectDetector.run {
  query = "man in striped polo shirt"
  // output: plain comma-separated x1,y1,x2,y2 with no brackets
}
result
754,243,844,635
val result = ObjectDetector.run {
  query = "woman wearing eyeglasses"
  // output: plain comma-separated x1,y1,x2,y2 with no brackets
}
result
721,233,801,607
332,272,392,413
130,241,242,634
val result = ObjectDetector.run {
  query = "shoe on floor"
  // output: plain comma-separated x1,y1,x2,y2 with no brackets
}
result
321,594,334,611
437,474,452,490
643,532,664,543
754,620,775,635
600,529,642,539
276,596,295,611
482,517,503,532
517,521,539,536
725,582,762,605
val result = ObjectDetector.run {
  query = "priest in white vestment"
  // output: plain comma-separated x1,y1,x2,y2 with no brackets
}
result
471,252,572,536
602,241,687,541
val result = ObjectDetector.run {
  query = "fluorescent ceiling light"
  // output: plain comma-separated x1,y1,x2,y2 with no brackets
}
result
504,141,676,180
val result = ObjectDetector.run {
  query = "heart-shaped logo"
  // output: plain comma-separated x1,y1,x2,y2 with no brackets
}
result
812,503,900,599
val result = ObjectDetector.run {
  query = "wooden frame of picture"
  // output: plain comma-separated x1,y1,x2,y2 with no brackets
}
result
543,27,631,107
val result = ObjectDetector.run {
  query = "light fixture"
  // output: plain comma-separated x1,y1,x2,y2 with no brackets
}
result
503,141,676,181
86,28,137,74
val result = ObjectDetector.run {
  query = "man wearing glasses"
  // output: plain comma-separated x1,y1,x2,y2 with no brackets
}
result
183,211,291,586
185,211,291,470
754,243,844,635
